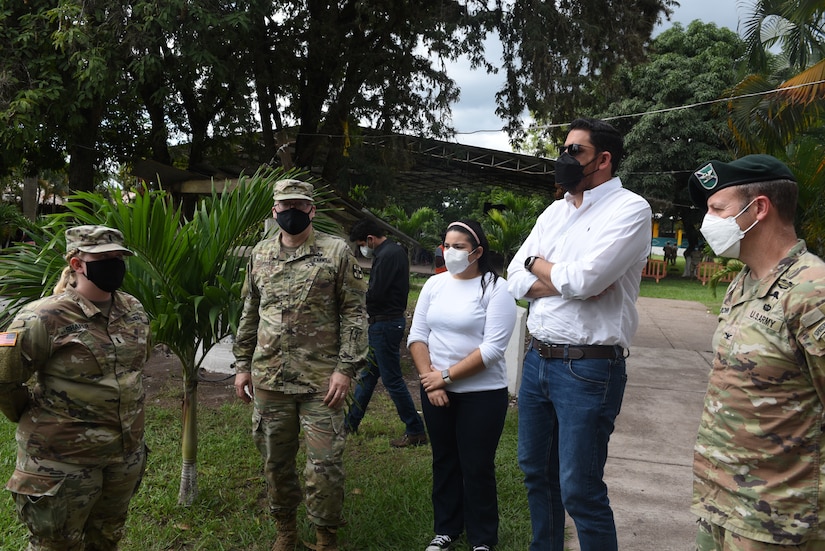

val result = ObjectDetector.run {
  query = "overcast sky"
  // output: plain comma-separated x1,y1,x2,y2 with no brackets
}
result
449,1,744,151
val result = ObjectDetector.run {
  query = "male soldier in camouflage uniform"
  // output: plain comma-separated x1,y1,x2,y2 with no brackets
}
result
688,155,825,550
233,179,367,551
0,225,151,550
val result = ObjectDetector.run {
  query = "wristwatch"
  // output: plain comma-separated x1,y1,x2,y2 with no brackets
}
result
524,256,537,273
441,369,453,385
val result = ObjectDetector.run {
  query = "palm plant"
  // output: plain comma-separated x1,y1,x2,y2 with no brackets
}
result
728,0,825,155
378,204,443,264
0,202,34,247
709,258,746,297
482,190,546,276
726,0,825,254
0,166,324,505
787,132,825,256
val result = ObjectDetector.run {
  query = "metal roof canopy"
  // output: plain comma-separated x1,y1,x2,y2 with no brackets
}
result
131,134,557,247
358,134,556,199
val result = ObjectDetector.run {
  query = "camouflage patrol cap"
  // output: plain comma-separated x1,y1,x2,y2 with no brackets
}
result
273,179,314,202
688,154,796,209
65,225,134,256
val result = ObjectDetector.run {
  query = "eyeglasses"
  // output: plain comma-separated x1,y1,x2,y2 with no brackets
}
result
559,143,592,156
274,201,312,213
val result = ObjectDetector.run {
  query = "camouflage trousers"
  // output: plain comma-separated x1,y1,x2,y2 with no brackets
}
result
6,444,147,551
253,388,347,527
696,518,821,551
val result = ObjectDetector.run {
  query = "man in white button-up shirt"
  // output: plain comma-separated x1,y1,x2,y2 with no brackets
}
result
507,118,652,551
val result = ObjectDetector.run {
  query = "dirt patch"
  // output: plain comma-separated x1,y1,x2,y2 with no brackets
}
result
143,348,236,410
141,345,424,411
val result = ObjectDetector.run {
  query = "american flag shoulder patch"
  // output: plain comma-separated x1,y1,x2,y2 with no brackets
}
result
0,332,18,347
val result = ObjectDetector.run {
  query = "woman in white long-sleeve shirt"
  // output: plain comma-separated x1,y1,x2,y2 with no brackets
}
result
408,219,517,551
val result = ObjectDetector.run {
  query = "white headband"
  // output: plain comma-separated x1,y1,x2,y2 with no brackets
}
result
447,222,480,245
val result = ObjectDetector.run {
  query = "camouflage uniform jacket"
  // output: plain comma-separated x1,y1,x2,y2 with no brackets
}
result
233,228,367,393
1,287,150,465
692,240,825,544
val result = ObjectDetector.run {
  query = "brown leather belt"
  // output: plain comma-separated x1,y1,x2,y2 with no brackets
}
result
531,338,622,360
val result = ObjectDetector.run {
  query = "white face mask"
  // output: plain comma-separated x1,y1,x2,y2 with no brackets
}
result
699,198,758,259
359,244,373,259
444,247,476,274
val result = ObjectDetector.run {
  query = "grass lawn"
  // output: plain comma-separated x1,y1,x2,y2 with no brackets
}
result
0,392,530,550
640,256,728,314
0,264,720,550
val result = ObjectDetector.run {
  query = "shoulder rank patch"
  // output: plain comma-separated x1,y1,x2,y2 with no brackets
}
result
353,264,364,279
0,332,18,347
802,305,825,341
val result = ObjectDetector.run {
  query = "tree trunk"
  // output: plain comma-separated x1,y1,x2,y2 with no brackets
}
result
22,176,38,221
138,80,172,166
177,368,199,506
67,106,104,193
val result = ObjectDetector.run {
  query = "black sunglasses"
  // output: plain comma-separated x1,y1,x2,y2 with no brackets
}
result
559,143,592,156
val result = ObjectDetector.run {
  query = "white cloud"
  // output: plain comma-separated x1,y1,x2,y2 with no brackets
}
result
448,1,744,151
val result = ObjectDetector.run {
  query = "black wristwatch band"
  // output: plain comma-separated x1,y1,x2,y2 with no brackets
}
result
525,256,537,272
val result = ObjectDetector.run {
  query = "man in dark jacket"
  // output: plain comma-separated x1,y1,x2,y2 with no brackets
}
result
346,218,427,447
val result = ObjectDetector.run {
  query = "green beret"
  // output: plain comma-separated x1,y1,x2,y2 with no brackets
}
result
688,154,796,208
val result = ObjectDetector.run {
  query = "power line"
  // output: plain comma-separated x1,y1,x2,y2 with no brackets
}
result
461,78,825,136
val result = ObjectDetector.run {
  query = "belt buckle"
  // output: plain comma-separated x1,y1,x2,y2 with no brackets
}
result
537,341,554,359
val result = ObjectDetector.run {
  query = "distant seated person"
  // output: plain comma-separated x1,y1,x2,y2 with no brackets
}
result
433,241,447,274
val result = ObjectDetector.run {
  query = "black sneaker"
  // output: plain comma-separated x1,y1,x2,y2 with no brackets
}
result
425,534,457,551
390,432,428,448
472,546,492,551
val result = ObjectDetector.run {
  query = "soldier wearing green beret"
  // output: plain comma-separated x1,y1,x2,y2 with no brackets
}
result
0,225,151,550
688,155,825,550
233,179,368,551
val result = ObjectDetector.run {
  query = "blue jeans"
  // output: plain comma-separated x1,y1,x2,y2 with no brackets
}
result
517,347,627,551
346,318,425,435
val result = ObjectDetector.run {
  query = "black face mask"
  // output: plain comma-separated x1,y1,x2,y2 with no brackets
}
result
554,152,600,191
276,208,312,235
83,258,127,293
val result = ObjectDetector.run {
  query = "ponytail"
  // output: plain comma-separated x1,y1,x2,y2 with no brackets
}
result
52,250,79,295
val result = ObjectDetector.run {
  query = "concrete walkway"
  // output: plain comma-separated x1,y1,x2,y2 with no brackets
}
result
199,296,719,550
593,297,717,551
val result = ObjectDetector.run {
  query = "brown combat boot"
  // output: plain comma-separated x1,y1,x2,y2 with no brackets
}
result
271,513,297,551
315,525,339,551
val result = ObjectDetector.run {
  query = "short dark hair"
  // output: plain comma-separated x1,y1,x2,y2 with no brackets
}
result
738,179,798,225
349,219,386,242
569,117,624,175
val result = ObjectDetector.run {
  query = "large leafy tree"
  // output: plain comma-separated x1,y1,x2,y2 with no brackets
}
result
497,0,678,141
727,0,825,254
1,1,258,191
0,1,149,190
604,22,746,214
2,0,678,195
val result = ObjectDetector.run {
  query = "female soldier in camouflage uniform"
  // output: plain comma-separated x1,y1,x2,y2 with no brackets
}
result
0,225,151,550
